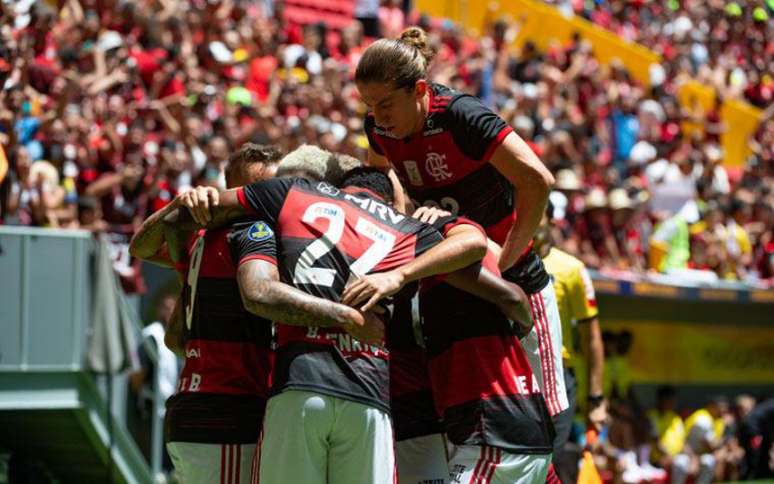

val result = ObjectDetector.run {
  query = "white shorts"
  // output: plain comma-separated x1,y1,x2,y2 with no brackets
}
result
166,442,255,484
447,444,551,484
396,433,449,484
522,282,568,416
257,390,395,484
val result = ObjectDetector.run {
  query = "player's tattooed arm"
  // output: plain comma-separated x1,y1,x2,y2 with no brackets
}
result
446,265,533,337
164,296,186,356
129,195,184,267
131,187,233,266
163,187,246,231
236,260,384,343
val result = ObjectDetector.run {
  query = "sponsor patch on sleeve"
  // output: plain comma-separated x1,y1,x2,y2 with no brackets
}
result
247,221,274,242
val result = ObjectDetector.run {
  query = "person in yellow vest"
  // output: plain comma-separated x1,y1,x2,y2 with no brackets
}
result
537,203,606,483
647,386,686,470
672,397,728,484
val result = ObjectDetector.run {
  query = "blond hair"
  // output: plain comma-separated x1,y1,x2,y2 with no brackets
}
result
276,144,335,181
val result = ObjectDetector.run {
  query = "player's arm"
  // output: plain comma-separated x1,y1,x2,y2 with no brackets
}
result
237,259,360,328
165,178,292,231
130,188,214,266
163,187,245,230
581,316,605,400
447,96,554,271
229,219,384,343
571,264,606,427
342,222,487,311
164,296,185,356
237,261,384,344
489,132,554,270
445,263,533,336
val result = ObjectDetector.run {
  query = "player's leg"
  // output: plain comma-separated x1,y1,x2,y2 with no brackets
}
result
257,390,333,484
539,282,568,412
671,453,691,484
166,442,244,484
231,444,255,484
327,397,396,484
448,444,551,484
523,282,568,418
396,433,449,484
551,366,578,483
696,453,716,484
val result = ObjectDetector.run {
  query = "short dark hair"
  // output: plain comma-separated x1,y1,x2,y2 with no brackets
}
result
339,167,394,202
225,143,283,185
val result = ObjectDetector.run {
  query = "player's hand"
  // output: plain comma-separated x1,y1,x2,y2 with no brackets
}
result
499,281,533,336
342,270,405,312
412,206,451,224
587,399,609,432
178,186,219,225
343,310,385,345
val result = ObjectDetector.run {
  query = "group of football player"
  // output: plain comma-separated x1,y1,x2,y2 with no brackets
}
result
129,26,603,484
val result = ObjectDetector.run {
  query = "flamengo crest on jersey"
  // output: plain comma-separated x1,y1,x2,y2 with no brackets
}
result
365,83,515,242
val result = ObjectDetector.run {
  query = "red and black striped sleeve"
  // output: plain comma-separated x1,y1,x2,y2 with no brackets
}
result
447,95,513,161
236,177,295,225
433,215,487,239
227,221,278,267
412,222,444,257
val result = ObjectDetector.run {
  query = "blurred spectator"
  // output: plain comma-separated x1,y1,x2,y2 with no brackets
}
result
649,204,696,273
129,293,180,479
738,397,774,479
548,0,774,108
647,386,686,470
673,397,728,484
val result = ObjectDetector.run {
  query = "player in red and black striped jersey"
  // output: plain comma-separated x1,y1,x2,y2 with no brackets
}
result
423,248,555,483
356,28,570,475
388,287,450,483
169,167,488,484
349,217,555,483
129,143,285,484
161,222,273,483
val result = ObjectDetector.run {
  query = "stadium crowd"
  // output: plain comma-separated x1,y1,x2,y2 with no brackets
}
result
547,0,773,108
0,1,773,483
0,0,771,288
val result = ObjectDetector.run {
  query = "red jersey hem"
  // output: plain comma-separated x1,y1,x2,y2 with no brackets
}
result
482,126,514,161
236,187,254,214
238,254,278,266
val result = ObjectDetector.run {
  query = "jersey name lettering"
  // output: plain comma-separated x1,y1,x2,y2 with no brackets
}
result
305,326,388,356
342,193,406,224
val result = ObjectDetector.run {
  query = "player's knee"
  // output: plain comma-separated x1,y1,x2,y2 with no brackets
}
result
699,453,716,469
672,453,690,472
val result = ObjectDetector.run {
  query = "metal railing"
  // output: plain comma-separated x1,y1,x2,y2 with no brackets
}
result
0,225,163,482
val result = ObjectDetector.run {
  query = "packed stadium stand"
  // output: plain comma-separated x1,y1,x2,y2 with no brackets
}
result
0,0,772,482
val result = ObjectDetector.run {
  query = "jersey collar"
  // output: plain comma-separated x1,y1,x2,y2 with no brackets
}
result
341,186,388,203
